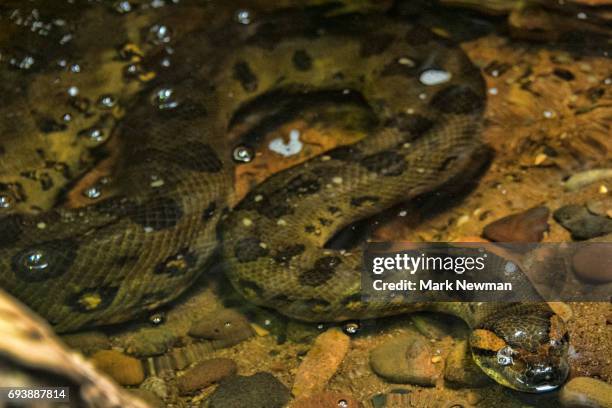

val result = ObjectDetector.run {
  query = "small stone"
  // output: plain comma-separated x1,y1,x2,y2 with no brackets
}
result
292,328,350,397
130,389,164,408
140,376,169,400
431,356,442,363
208,372,290,408
370,331,439,386
444,340,491,387
560,377,612,408
571,244,612,283
554,204,612,240
123,327,176,357
90,350,145,386
189,309,254,348
61,331,110,355
483,206,550,242
177,358,237,395
410,313,458,340
292,391,362,408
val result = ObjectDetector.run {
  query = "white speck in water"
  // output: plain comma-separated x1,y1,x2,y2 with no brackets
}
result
321,155,331,161
343,322,360,335
504,261,517,274
398,210,407,217
62,113,72,122
68,86,79,97
148,24,171,44
150,175,165,188
277,219,287,226
604,78,611,85
254,194,263,202
144,226,154,233
419,69,452,86
418,92,427,100
398,57,415,67
543,110,554,119
70,63,81,73
153,87,179,110
488,87,498,95
338,400,349,408
59,34,72,45
114,1,132,13
36,222,46,229
332,177,343,184
161,57,171,67
242,218,253,227
80,127,106,144
233,145,254,163
235,9,251,24
98,94,116,109
577,12,587,20
0,194,14,209
269,129,303,157
264,319,272,326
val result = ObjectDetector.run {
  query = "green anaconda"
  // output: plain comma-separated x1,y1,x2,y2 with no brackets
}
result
0,5,568,393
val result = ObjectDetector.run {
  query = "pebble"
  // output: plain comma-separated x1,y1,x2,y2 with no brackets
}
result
207,372,290,408
563,168,612,191
61,331,110,355
483,206,550,242
140,376,169,400
188,309,254,348
291,391,362,408
572,244,612,283
123,327,176,357
410,313,459,340
370,331,439,386
292,328,350,397
90,349,145,386
177,358,237,395
130,389,165,408
554,204,612,240
559,377,612,407
444,340,491,387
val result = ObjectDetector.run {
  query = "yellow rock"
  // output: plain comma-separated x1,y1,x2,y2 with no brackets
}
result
90,349,145,386
292,328,350,397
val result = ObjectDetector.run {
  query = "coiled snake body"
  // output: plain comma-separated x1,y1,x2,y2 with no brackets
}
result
0,6,568,392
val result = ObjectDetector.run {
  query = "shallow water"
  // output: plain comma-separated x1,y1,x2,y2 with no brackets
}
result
0,1,611,407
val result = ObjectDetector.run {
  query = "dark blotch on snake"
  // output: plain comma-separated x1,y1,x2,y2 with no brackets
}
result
350,196,380,207
154,248,196,275
360,32,395,57
0,215,23,248
298,256,342,287
234,237,269,263
381,59,420,78
273,244,306,265
172,142,223,173
11,239,78,282
405,25,435,45
361,151,406,176
430,84,484,114
326,146,362,161
386,113,434,139
37,117,67,133
285,174,321,196
202,201,217,221
238,279,265,298
67,286,119,313
292,50,312,71
233,61,258,92
128,196,183,231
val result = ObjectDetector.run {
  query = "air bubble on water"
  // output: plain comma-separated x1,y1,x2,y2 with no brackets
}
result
419,69,452,86
338,400,349,408
151,0,165,8
150,175,165,188
264,319,272,326
543,110,554,119
10,55,35,70
68,86,79,97
418,92,427,100
343,322,360,335
57,59,67,68
62,113,72,122
488,87,498,95
604,78,611,85
149,312,165,325
70,63,81,73
398,210,407,217
23,250,49,272
114,1,132,14
79,127,106,144
144,226,154,233
148,24,172,44
577,12,587,19
235,9,251,25
160,57,171,67
398,57,415,67
152,87,179,110
59,34,73,45
233,145,254,163
83,186,102,199
504,261,517,275
97,94,116,109
0,193,14,209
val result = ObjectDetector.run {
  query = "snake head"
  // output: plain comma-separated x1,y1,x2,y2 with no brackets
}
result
469,305,569,393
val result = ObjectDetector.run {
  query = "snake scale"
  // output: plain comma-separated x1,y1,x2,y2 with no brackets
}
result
0,4,568,393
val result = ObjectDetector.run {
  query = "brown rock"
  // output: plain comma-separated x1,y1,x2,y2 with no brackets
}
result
177,358,237,395
560,377,612,407
90,349,145,386
61,331,110,355
291,391,362,408
483,206,549,242
292,328,350,397
188,309,254,348
572,244,612,283
370,331,439,386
